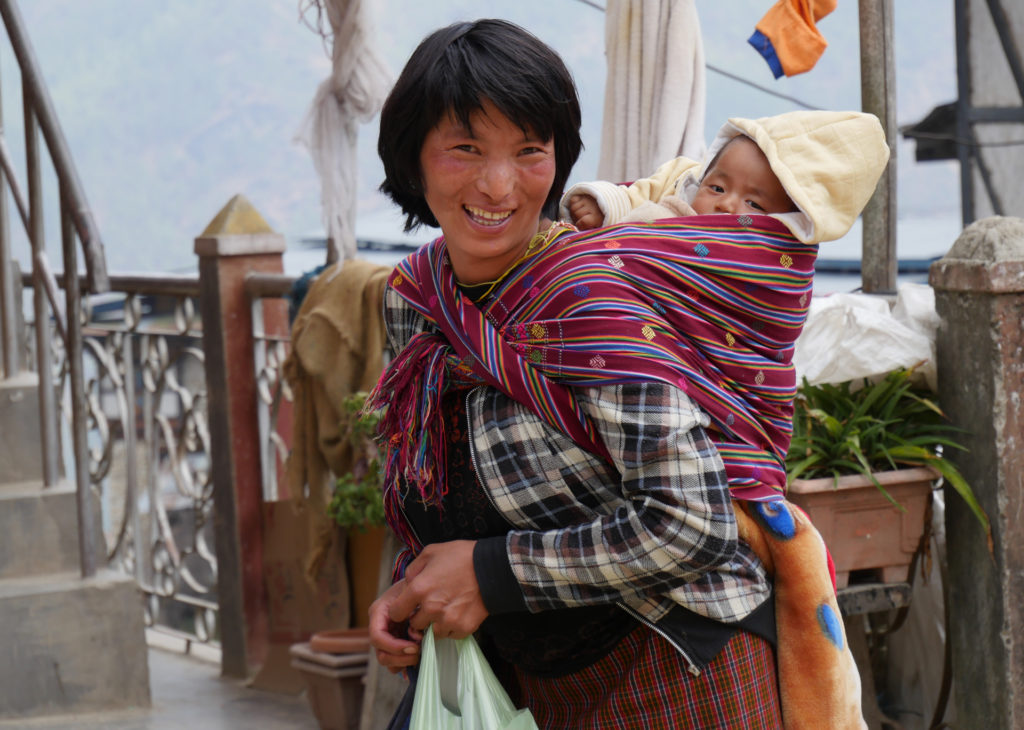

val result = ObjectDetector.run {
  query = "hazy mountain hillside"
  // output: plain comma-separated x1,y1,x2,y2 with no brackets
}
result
3,0,959,273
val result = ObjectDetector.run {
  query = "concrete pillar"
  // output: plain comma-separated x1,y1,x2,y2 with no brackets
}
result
195,195,288,678
929,216,1024,727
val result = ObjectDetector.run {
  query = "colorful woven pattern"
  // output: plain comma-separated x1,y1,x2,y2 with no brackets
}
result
371,214,816,507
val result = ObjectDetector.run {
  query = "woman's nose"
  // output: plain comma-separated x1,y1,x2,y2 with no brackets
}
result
476,158,515,199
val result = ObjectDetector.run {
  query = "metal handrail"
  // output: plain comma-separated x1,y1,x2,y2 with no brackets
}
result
0,127,28,231
22,271,201,298
0,0,113,578
0,0,108,293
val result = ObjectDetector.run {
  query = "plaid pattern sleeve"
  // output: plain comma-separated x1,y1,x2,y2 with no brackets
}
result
470,381,769,621
382,285,429,356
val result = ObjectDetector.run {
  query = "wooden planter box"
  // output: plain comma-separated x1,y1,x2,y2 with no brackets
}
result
788,467,937,588
291,631,370,730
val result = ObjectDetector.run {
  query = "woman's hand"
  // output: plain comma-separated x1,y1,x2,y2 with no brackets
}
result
389,540,489,640
368,580,422,674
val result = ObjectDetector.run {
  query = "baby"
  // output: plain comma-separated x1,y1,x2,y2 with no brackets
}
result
569,134,796,227
561,109,889,247
552,109,889,499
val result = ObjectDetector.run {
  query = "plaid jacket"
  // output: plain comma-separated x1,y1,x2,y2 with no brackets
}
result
384,287,771,627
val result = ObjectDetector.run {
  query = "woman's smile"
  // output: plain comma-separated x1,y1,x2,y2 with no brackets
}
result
419,100,556,284
464,205,513,226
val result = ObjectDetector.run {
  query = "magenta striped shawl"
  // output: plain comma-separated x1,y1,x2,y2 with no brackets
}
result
368,214,816,506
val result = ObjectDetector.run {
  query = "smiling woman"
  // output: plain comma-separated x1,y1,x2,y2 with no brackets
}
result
363,17,801,730
376,18,582,233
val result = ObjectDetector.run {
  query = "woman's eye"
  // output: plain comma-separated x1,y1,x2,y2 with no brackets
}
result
520,146,544,156
453,144,477,153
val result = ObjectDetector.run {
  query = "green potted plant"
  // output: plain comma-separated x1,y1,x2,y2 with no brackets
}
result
296,392,384,726
785,364,989,586
326,391,387,628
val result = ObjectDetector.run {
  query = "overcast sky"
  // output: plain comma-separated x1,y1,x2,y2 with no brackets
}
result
4,1,960,274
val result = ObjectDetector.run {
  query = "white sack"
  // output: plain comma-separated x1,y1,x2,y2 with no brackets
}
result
793,284,938,390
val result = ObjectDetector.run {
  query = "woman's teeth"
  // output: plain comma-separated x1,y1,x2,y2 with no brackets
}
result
465,206,512,226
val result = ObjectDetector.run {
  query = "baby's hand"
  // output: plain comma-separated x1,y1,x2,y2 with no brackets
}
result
568,194,604,230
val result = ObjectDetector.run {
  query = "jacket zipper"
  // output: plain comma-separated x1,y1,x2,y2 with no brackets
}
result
617,602,702,677
465,387,701,677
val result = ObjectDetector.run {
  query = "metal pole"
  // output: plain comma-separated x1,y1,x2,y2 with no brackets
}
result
61,182,97,577
0,131,32,232
954,0,975,226
0,0,108,292
25,91,59,486
0,53,17,377
251,297,276,501
858,0,898,294
141,332,158,593
984,0,1024,101
122,327,145,588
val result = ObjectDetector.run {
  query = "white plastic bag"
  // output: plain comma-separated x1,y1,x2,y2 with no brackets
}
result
793,283,938,390
409,626,538,730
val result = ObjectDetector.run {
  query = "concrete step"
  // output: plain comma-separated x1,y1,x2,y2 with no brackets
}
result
0,477,47,492
0,481,102,580
0,373,45,482
0,570,151,719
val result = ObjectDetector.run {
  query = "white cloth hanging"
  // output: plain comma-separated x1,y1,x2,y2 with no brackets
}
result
597,0,707,184
296,0,391,263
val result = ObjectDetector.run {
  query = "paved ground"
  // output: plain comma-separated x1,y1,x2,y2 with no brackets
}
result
0,634,320,730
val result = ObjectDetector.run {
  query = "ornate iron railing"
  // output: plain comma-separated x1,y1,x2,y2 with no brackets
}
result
21,271,296,647
247,272,296,503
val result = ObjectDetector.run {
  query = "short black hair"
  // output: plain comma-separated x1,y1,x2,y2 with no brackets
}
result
377,19,583,231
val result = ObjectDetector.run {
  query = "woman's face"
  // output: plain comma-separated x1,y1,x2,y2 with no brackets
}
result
419,100,556,285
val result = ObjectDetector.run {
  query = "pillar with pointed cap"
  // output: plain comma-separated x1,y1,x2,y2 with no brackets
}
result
195,195,287,678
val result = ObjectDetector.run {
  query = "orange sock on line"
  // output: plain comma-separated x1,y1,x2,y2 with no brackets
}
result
748,0,837,79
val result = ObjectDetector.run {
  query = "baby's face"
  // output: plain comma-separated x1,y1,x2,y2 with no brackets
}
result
691,136,796,216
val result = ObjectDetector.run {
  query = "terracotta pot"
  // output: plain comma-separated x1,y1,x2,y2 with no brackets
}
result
346,525,388,628
788,467,937,588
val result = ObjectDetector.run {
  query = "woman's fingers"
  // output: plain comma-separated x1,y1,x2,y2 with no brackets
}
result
376,646,420,673
393,540,489,637
367,580,421,671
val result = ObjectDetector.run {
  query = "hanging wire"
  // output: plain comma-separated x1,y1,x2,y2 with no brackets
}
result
705,64,819,110
567,0,821,111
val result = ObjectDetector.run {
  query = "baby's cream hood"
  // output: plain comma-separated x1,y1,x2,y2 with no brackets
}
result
684,110,890,244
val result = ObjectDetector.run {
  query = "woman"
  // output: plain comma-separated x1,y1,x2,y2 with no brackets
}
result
364,18,868,728
365,19,788,728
